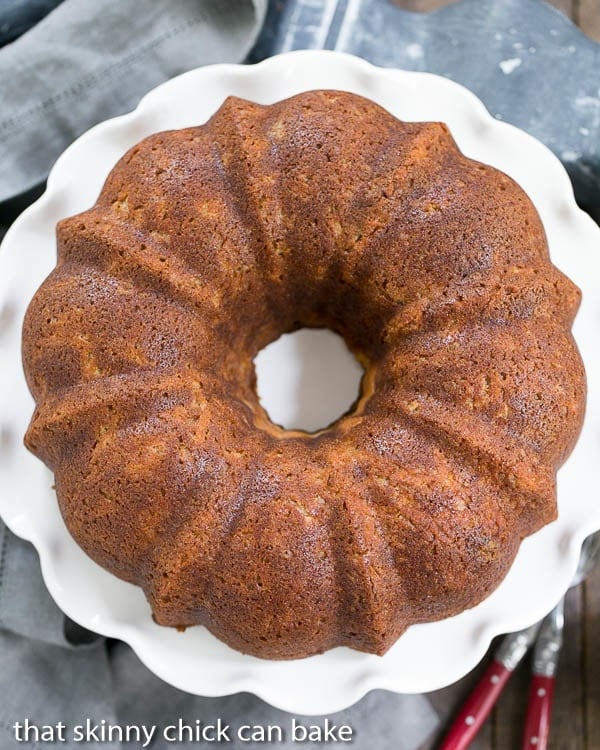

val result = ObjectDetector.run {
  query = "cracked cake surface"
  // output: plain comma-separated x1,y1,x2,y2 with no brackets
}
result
22,90,586,659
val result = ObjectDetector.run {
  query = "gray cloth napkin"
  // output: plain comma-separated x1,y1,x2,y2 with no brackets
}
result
0,525,439,749
0,1,439,749
0,0,264,204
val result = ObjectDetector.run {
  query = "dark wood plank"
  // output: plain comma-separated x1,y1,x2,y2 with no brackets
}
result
549,584,585,749
393,0,575,17
584,565,600,749
391,0,460,11
575,0,600,41
392,0,600,44
393,0,600,43
547,0,575,18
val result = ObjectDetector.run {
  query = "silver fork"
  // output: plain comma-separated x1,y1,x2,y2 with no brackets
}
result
521,531,600,749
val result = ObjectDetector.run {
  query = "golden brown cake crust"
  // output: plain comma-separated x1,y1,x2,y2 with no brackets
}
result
22,91,586,659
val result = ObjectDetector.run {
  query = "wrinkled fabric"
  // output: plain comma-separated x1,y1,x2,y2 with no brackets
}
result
0,0,266,203
0,0,63,46
0,525,439,749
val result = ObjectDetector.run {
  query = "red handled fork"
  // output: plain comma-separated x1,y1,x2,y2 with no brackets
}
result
439,532,600,750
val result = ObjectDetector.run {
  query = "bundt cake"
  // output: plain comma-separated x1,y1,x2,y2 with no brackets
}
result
22,90,586,659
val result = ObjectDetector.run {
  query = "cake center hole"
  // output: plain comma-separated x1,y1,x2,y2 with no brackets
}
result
254,328,365,433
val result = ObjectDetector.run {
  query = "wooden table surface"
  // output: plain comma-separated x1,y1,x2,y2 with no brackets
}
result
390,1,600,748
